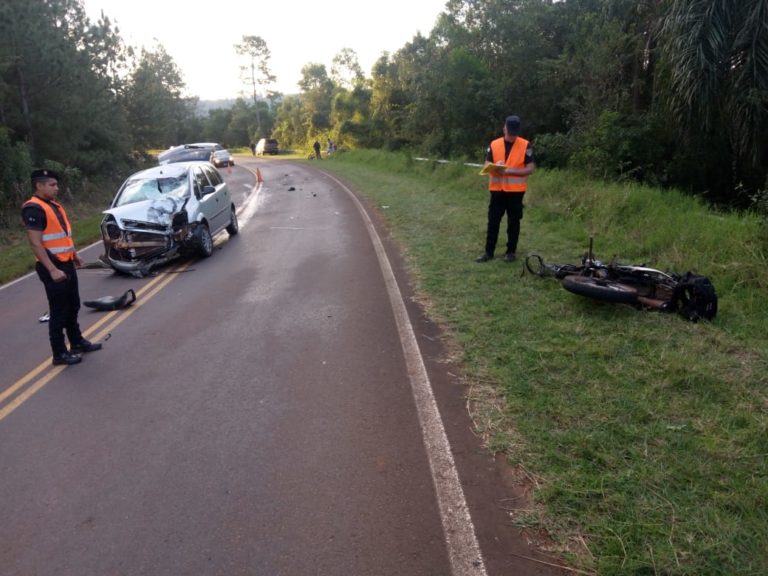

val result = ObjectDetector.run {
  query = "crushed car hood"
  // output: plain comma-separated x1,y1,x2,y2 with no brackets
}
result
103,196,187,228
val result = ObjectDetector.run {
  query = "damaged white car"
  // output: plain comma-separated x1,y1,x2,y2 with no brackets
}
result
100,162,238,277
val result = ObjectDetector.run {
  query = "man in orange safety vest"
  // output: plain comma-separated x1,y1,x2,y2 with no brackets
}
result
22,169,102,365
476,115,536,263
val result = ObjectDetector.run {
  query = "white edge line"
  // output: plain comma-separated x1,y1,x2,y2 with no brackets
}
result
324,171,488,576
236,177,264,228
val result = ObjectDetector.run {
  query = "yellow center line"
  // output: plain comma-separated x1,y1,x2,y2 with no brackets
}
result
0,366,66,421
0,262,191,422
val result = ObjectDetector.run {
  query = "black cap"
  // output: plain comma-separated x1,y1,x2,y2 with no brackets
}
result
31,169,61,183
505,115,521,135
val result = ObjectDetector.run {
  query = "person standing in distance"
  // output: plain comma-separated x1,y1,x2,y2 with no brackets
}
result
476,115,535,263
22,169,102,365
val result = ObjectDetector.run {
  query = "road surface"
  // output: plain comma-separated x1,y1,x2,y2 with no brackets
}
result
0,157,566,576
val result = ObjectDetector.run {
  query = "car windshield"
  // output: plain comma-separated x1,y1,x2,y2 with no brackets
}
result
114,174,189,207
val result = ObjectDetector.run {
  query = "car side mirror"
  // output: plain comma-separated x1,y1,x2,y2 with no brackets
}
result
202,185,216,195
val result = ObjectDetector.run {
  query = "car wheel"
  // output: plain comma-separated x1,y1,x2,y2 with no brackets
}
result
196,224,214,257
226,207,239,236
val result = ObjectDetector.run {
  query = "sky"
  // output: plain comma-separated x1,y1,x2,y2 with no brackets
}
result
82,0,449,101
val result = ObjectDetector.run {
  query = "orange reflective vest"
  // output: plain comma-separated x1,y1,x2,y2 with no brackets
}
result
488,136,529,193
23,196,76,262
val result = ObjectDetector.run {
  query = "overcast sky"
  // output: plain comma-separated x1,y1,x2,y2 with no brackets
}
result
81,0,448,100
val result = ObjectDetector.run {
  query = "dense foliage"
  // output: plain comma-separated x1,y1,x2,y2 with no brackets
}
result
1,0,766,224
275,0,767,210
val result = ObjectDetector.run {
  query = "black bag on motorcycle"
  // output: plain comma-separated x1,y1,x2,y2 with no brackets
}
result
671,273,718,321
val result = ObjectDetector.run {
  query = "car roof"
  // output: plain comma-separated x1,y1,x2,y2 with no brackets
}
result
128,161,212,179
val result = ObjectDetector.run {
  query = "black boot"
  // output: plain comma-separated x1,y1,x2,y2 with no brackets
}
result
70,338,102,354
52,352,82,366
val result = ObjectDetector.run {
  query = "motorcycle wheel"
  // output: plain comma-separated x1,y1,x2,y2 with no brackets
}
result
561,275,639,304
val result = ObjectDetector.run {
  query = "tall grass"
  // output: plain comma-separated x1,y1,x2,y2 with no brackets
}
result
0,177,121,284
0,211,106,284
318,150,768,576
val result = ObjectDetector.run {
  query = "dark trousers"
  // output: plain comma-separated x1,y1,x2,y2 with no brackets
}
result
36,260,83,355
484,191,525,256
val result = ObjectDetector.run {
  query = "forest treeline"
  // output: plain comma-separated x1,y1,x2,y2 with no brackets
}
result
1,0,767,227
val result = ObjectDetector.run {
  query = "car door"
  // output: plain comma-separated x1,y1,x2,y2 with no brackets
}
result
193,166,229,234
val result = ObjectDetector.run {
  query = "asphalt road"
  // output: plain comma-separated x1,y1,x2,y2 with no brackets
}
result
0,157,566,576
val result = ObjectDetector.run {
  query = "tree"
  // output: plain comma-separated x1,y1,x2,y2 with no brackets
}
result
124,44,191,149
0,0,131,173
298,63,333,137
370,53,410,149
234,35,276,136
331,48,365,90
331,85,373,148
659,0,768,201
272,95,305,148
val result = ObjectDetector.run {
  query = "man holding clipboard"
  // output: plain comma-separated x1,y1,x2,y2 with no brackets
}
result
476,115,535,263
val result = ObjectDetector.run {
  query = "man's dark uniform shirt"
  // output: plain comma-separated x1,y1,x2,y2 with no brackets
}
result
22,199,70,237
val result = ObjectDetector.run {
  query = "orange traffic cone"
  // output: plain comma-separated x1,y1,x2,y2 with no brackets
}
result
256,168,263,183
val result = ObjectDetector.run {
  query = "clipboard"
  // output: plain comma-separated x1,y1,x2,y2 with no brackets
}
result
478,163,506,176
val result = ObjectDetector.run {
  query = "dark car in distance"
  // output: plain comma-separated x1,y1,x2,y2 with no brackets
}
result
158,142,223,165
210,149,234,168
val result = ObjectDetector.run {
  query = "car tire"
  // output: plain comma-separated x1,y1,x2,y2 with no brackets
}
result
226,207,239,236
196,224,214,257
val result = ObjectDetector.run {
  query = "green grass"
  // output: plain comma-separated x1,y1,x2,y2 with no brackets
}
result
311,150,768,576
1,198,111,284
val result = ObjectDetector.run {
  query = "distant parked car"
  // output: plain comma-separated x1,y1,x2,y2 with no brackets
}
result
255,138,279,155
210,149,234,168
158,142,223,165
100,161,238,277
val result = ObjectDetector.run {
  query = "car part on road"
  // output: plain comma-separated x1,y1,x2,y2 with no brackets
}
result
83,289,136,311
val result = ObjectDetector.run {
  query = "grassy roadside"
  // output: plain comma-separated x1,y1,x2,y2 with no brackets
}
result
310,150,768,575
1,201,114,284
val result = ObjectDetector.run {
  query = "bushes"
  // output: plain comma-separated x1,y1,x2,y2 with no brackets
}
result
0,128,32,230
534,112,674,186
